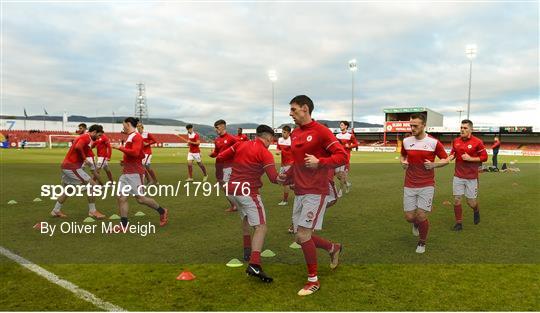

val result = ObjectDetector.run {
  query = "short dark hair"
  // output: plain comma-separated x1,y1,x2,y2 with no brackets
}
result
78,123,87,129
290,95,314,114
238,127,243,132
256,124,274,137
88,124,104,133
410,113,427,124
461,119,473,128
214,119,226,127
186,124,193,130
282,125,291,132
124,117,139,128
340,121,350,128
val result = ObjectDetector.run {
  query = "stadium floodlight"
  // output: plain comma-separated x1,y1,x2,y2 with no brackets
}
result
348,59,357,129
465,44,477,119
268,70,278,129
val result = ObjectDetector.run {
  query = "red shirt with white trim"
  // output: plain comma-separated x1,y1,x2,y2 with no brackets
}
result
119,131,145,174
217,138,278,195
210,133,237,167
187,132,201,153
92,134,111,159
277,136,294,165
450,135,488,179
140,132,156,155
61,133,93,170
336,130,359,163
289,121,348,195
401,135,448,188
236,134,249,142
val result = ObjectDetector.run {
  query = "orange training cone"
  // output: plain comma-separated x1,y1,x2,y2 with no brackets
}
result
33,222,43,230
176,271,196,281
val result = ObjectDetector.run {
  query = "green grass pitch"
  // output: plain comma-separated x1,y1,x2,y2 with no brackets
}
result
1,148,539,311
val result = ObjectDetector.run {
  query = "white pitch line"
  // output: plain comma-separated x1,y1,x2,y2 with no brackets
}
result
0,246,125,312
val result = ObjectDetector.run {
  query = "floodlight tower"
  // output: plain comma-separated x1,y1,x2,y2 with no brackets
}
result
348,59,357,129
465,44,477,120
134,82,148,122
268,70,278,129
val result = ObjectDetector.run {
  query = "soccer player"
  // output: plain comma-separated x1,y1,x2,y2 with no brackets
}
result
76,123,99,179
276,125,293,206
448,119,488,231
92,132,113,184
136,122,158,185
236,127,249,141
491,136,500,169
112,117,168,229
281,95,348,296
209,119,238,212
185,124,208,182
51,124,106,219
400,113,449,254
76,123,87,135
335,121,358,195
217,125,280,283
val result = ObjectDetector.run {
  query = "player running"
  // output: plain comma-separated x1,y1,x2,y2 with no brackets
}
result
276,125,293,206
51,124,106,219
92,132,113,184
217,125,280,283
112,117,168,229
335,121,358,195
136,122,158,185
400,113,449,254
281,95,348,296
76,123,99,180
209,119,238,212
185,124,208,182
448,119,488,231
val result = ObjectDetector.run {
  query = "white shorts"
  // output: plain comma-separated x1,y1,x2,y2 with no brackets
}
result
222,167,232,183
334,165,347,173
187,152,202,162
96,157,109,169
142,154,152,166
61,168,91,185
292,194,328,232
231,194,266,226
85,157,96,171
118,173,145,196
279,165,292,175
453,176,478,199
327,182,338,204
403,186,435,212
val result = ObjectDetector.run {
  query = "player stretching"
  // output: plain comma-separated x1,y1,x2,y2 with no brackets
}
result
51,124,106,219
209,119,238,212
400,113,448,254
112,118,168,229
76,123,99,180
449,119,488,231
185,124,208,182
217,125,280,283
335,121,358,195
92,132,113,184
136,122,158,185
276,125,293,206
282,95,348,296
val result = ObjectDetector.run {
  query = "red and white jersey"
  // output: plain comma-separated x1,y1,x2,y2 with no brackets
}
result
400,135,448,188
217,138,278,195
288,121,348,195
450,135,488,179
140,132,156,155
92,133,111,159
187,132,201,153
277,136,294,165
119,131,145,174
61,133,93,170
236,134,249,142
210,133,237,166
336,130,358,162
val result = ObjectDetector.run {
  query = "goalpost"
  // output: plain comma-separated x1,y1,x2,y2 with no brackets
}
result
48,134,78,149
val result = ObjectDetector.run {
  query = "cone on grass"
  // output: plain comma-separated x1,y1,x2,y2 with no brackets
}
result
261,249,276,257
226,258,243,267
83,217,95,223
289,242,301,249
7,200,17,205
176,270,196,281
134,211,146,217
109,214,121,220
443,200,451,206
33,197,42,202
33,222,44,230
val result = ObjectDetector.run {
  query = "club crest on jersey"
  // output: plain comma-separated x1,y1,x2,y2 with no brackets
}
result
307,135,313,142
224,140,227,143
468,144,472,149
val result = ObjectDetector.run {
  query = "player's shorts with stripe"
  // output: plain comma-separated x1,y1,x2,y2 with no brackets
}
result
334,164,348,173
222,167,232,183
61,168,91,185
96,157,109,169
403,186,435,212
119,173,145,196
187,152,202,162
279,164,292,175
453,176,478,199
292,194,328,232
142,154,152,166
85,157,96,171
231,194,266,226
327,182,338,204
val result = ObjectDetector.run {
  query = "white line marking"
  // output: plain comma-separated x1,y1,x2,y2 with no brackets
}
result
0,246,125,312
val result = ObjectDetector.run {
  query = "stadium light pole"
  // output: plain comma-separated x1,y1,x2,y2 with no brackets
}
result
268,70,278,129
457,109,464,122
348,59,357,129
465,44,477,120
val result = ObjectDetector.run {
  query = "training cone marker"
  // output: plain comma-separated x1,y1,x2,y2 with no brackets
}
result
443,200,451,206
226,258,243,268
512,182,519,187
261,249,276,257
33,197,42,202
289,242,301,249
176,271,196,281
134,211,146,217
33,222,44,230
109,214,121,220
83,217,95,223
7,200,17,205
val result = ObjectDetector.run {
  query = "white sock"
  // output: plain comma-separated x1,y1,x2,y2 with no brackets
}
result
308,276,318,282
53,202,62,213
88,203,96,213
